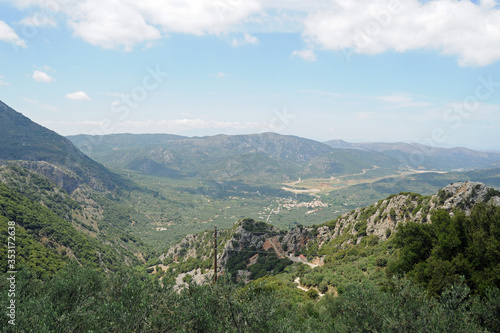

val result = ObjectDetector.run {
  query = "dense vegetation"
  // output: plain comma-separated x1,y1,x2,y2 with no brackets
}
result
295,234,393,294
2,182,500,331
1,263,499,332
0,182,141,276
390,204,500,296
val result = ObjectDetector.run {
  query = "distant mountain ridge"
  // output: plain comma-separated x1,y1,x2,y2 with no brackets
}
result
67,133,403,181
68,133,500,183
69,132,334,163
0,100,123,192
325,139,500,171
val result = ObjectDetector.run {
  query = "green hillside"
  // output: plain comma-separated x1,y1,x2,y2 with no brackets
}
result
0,181,140,276
0,164,154,270
3,183,499,332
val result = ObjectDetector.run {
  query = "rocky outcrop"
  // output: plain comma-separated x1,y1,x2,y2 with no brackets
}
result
325,181,500,245
436,181,500,214
160,230,214,263
159,181,500,285
17,161,82,193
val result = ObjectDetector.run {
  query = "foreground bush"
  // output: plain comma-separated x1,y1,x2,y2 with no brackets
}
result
1,265,499,332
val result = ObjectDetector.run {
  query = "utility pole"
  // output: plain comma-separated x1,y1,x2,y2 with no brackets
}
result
213,226,217,284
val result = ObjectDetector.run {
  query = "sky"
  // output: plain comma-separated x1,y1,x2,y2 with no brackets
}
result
1,0,500,150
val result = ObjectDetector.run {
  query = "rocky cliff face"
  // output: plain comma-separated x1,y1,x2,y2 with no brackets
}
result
312,181,500,246
17,161,82,193
158,181,500,285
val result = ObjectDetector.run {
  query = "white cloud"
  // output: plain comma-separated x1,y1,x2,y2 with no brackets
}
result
291,49,316,61
0,76,10,86
135,0,261,35
14,0,262,50
28,0,259,50
12,0,500,66
42,120,103,126
209,72,227,78
303,0,500,66
32,70,55,83
0,20,26,47
40,118,267,136
67,0,162,51
66,91,91,101
264,0,337,12
232,33,259,46
376,93,433,108
19,13,57,27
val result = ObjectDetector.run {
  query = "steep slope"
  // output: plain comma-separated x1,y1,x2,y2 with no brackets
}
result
0,100,122,192
0,182,141,277
157,219,299,286
0,165,148,275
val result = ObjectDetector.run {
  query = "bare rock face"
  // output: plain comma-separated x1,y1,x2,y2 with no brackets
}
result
436,181,495,214
161,230,213,263
331,181,500,243
490,196,500,206
281,226,311,254
297,181,500,250
315,226,331,247
15,161,82,193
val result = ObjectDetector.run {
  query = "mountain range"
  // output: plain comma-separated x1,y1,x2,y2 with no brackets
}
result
325,139,500,171
1,99,500,332
2,98,500,271
67,133,500,184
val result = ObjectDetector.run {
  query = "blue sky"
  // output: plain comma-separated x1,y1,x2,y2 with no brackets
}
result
1,0,500,150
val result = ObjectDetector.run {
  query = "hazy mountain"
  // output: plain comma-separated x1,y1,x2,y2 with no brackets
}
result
325,139,500,171
66,134,500,184
0,100,122,192
69,132,334,163
301,149,399,177
67,133,400,180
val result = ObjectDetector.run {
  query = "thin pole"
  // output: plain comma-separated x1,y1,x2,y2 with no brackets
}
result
213,226,217,284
